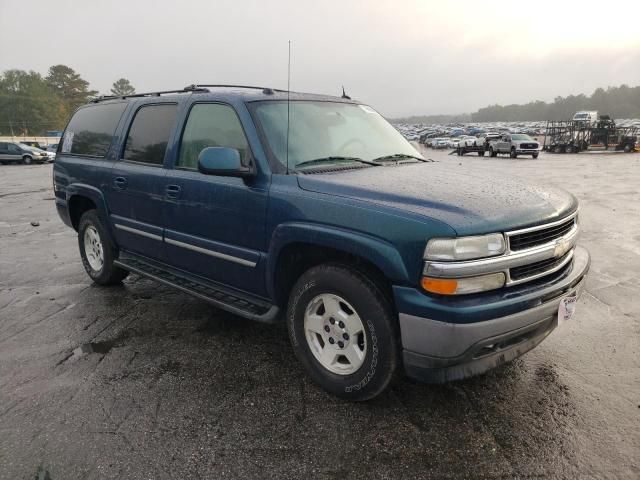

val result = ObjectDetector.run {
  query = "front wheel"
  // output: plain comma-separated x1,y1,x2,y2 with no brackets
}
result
489,147,497,157
78,210,129,285
532,153,539,159
510,148,518,158
22,155,32,165
287,264,399,401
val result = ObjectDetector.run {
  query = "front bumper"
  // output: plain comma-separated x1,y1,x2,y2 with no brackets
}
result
516,149,539,154
398,246,590,383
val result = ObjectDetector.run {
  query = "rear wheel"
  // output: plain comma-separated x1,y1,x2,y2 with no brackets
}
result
22,155,32,165
78,210,129,285
287,264,399,401
623,144,632,153
490,147,497,157
565,145,574,154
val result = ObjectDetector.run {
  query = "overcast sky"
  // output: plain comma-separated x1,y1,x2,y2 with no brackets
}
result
1,0,639,117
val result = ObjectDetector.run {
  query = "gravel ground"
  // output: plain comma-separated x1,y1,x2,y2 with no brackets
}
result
0,150,638,479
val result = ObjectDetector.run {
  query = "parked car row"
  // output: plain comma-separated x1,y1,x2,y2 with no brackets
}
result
0,142,55,165
395,118,640,143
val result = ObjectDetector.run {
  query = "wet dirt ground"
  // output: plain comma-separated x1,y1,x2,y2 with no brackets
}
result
1,151,639,479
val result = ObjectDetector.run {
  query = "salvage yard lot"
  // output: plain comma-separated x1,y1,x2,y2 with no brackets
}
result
1,151,638,479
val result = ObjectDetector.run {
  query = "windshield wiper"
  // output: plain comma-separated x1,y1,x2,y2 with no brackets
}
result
295,156,379,170
372,153,428,163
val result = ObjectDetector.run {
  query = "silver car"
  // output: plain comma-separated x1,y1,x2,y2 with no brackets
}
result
0,142,52,165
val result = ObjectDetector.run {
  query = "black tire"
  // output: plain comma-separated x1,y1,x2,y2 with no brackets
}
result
78,210,129,285
510,148,517,158
22,155,32,165
532,153,539,159
490,147,497,157
565,145,573,154
478,151,485,156
287,264,399,401
623,144,632,153
457,148,462,156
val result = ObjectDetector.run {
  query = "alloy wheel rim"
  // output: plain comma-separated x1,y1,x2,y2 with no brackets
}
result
303,293,367,375
84,226,104,272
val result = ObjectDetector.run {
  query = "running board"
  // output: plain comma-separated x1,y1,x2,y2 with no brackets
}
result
114,252,280,323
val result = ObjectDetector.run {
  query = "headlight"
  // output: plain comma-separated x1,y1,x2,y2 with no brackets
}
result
424,233,506,261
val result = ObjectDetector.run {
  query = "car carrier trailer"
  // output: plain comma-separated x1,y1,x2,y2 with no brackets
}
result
543,116,638,153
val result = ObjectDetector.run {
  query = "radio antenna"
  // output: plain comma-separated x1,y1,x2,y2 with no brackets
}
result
286,40,291,174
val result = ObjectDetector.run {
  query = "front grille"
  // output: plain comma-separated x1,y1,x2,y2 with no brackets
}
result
520,143,538,149
510,251,571,280
509,216,576,251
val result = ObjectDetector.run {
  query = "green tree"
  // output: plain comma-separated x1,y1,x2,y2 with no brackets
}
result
110,78,136,96
45,64,97,114
470,84,640,122
0,69,67,135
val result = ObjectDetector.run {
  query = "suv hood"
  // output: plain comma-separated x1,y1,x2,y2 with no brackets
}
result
297,163,577,235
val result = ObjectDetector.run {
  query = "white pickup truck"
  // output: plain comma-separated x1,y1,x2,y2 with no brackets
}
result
488,134,540,158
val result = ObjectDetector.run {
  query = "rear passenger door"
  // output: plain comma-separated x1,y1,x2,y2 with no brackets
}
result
162,102,269,296
500,135,511,151
6,143,23,162
105,102,178,260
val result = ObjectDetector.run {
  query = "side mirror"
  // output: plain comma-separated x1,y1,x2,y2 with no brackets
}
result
197,147,253,177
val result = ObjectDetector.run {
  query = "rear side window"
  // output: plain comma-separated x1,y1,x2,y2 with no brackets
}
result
123,104,178,165
177,103,249,169
61,102,127,157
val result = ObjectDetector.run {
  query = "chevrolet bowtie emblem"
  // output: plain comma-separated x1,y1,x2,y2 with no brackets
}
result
554,237,571,258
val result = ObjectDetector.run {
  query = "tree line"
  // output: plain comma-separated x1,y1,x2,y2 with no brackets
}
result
0,65,135,135
471,84,640,122
393,84,640,124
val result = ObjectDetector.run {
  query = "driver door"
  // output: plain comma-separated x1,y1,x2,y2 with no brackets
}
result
162,102,269,297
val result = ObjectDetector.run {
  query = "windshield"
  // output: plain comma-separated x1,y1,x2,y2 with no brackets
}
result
251,101,422,170
511,134,533,140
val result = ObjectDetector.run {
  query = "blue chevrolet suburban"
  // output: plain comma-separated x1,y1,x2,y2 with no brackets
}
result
53,85,590,400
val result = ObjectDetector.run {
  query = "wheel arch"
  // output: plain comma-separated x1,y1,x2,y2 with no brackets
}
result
66,184,112,235
267,223,409,309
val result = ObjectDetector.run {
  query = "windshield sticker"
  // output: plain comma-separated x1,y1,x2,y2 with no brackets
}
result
358,105,377,114
62,131,74,153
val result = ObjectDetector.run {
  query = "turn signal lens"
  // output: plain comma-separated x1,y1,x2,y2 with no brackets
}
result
422,272,506,295
421,277,458,295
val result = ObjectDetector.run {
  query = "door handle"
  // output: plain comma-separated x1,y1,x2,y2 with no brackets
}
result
113,177,127,190
166,184,182,199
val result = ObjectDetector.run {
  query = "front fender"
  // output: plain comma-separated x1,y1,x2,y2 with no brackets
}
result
266,222,410,299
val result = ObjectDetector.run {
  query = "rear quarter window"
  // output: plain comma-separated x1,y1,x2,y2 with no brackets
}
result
61,102,127,157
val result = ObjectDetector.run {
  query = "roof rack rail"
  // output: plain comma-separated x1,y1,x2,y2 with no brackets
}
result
188,84,287,93
90,85,209,103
